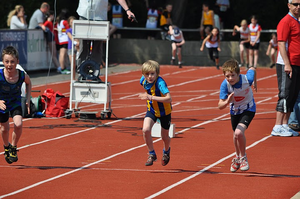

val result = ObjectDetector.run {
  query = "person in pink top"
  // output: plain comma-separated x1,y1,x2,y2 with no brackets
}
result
271,0,300,137
248,15,261,69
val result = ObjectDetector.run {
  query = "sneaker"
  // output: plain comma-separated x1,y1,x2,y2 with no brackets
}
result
3,144,12,164
61,69,71,74
270,63,275,68
240,156,249,171
283,126,299,136
216,65,220,70
288,123,300,131
56,66,62,73
161,150,170,166
230,157,240,172
145,154,157,166
170,59,175,65
271,126,292,137
9,145,18,163
179,64,182,68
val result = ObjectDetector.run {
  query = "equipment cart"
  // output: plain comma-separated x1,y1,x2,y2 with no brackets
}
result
67,20,112,120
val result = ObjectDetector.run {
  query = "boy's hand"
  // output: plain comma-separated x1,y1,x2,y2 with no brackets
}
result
227,92,234,104
138,93,148,100
0,100,6,110
26,102,30,115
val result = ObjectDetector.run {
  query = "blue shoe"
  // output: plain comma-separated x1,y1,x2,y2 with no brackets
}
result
283,126,299,136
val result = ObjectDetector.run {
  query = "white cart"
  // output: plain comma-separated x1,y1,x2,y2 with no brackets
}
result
67,20,112,120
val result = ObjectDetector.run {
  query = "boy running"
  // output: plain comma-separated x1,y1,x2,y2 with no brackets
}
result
218,59,257,172
1,46,32,164
138,60,172,166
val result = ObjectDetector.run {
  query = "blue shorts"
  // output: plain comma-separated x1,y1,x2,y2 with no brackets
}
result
145,111,171,130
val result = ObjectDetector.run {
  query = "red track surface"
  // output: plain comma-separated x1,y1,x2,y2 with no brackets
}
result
0,66,299,199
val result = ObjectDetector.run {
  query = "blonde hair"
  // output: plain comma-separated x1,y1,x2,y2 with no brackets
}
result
7,5,24,27
240,19,247,26
68,16,76,28
142,60,160,75
222,59,240,75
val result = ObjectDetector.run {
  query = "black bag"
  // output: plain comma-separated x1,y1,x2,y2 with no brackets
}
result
21,97,36,118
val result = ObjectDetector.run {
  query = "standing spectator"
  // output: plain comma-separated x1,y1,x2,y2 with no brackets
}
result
266,33,278,68
43,10,60,71
232,19,250,68
271,0,300,137
7,5,27,29
145,3,160,40
168,25,185,68
76,0,135,71
107,2,118,38
200,3,214,40
200,27,221,70
160,4,173,40
218,59,256,172
1,46,32,164
28,2,49,30
57,9,71,74
248,15,261,68
215,0,230,29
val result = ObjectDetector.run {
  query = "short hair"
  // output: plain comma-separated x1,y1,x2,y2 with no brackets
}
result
2,46,19,60
288,0,293,3
240,19,247,26
222,59,240,75
41,2,50,9
142,60,160,75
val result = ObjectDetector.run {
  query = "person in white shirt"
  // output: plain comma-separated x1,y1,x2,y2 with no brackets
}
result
7,5,27,29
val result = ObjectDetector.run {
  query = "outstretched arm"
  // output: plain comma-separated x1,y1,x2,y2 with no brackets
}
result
117,0,135,20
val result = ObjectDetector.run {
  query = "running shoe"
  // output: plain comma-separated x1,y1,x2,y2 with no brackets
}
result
240,156,249,171
9,145,18,163
170,59,175,65
283,126,299,136
270,63,275,68
230,157,240,172
61,69,71,74
216,65,220,70
3,144,12,164
145,154,157,166
271,126,292,137
161,153,170,166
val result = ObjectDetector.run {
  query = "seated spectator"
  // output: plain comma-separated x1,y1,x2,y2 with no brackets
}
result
7,5,27,29
160,4,173,40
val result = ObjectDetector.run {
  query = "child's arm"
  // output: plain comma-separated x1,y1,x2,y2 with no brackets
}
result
218,38,221,51
67,31,73,40
177,32,185,46
139,92,172,103
24,74,32,114
266,42,272,55
218,92,234,110
200,36,209,51
232,25,239,36
249,66,257,92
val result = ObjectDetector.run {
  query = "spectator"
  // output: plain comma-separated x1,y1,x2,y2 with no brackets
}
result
107,2,118,38
7,5,27,29
200,3,214,40
28,2,49,30
145,2,160,40
66,16,80,79
248,15,261,68
57,9,71,74
232,19,250,68
76,0,135,71
160,4,173,40
200,27,221,70
215,0,230,29
168,25,185,68
271,0,300,137
43,10,60,70
266,33,278,68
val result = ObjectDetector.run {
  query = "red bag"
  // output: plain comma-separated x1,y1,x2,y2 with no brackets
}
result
41,88,69,117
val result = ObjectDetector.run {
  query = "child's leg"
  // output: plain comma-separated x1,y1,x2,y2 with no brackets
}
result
171,43,177,59
142,117,155,152
249,49,254,67
1,122,10,147
253,49,259,68
11,115,23,147
177,47,182,63
246,48,249,65
271,48,276,63
161,128,171,152
239,43,245,64
233,123,247,157
59,47,67,70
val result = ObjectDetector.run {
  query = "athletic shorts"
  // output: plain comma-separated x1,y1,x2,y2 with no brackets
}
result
60,44,68,49
203,25,213,32
249,42,260,50
230,111,255,131
145,111,171,130
240,39,250,49
172,41,183,48
275,64,300,113
0,106,22,123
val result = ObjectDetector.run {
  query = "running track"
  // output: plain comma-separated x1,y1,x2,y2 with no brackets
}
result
0,65,299,199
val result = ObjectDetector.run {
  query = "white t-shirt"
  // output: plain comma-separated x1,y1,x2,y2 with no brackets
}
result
77,0,108,20
10,15,27,29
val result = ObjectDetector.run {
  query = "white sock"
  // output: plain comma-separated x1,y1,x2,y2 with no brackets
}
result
282,124,289,128
273,124,282,131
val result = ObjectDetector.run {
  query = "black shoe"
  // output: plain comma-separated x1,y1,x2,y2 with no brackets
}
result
145,154,157,166
270,63,275,68
161,153,170,166
9,145,18,163
4,144,12,164
216,65,220,70
179,63,182,68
